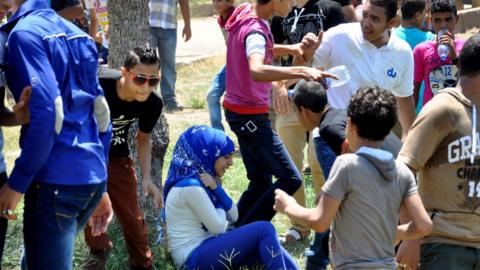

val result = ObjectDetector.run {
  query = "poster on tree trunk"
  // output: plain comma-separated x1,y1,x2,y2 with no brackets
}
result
94,0,109,33
85,0,109,33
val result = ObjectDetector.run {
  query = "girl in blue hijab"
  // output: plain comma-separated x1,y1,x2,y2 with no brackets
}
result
163,126,298,270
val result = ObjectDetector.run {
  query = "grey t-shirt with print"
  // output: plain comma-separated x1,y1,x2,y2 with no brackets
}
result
322,147,417,270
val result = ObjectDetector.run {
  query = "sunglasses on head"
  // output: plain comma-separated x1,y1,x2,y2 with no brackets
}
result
126,70,160,87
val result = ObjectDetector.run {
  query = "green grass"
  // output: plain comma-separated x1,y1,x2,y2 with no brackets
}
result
1,55,318,269
188,95,206,109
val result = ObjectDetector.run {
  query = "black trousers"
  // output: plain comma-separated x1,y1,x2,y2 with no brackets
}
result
0,171,8,267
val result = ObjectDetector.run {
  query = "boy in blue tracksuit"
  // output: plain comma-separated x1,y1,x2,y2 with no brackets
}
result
0,0,113,269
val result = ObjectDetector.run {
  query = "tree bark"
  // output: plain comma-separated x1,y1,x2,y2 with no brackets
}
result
109,0,169,218
107,0,150,69
128,116,169,216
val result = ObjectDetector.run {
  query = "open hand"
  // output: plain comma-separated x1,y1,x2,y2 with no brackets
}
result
199,173,217,190
0,184,22,220
272,81,291,115
142,178,163,209
88,192,114,236
302,67,339,89
396,239,421,270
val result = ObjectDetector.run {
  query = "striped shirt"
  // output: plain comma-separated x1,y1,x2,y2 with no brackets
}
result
149,0,178,29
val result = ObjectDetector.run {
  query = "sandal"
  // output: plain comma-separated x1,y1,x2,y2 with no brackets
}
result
284,228,310,244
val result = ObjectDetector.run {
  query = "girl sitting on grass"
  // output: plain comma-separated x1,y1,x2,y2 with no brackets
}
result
163,125,298,269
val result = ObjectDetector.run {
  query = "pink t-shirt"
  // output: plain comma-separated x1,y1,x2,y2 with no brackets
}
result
413,39,465,106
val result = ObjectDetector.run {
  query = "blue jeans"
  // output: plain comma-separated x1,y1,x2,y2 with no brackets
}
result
22,182,105,270
305,136,337,270
206,65,226,131
225,110,302,226
149,27,178,106
186,221,298,270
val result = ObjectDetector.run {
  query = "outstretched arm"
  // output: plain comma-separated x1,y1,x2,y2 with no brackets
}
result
274,189,340,232
137,130,163,208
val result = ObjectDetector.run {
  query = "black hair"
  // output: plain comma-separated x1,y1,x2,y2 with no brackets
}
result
347,87,398,141
459,34,480,77
123,45,160,70
257,0,271,4
368,0,398,21
431,0,457,16
292,80,328,113
401,0,426,19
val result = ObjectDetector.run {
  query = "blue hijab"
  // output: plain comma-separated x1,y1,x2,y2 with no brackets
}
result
163,126,235,209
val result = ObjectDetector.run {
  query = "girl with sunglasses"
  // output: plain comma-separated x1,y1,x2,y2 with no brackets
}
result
164,126,298,269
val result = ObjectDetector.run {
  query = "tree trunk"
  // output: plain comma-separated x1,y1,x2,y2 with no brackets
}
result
128,116,169,217
109,0,170,219
107,0,150,69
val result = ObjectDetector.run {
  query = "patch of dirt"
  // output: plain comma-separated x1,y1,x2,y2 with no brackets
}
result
165,109,209,124
191,4,216,17
164,109,211,137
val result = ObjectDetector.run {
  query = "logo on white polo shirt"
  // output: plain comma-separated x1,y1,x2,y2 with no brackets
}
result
387,68,397,78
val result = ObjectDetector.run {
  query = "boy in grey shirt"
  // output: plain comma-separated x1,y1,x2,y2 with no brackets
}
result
274,87,433,269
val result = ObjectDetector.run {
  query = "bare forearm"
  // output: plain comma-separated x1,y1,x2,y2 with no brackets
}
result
88,11,98,38
179,0,191,26
284,202,317,228
136,135,152,180
273,44,299,58
284,202,331,232
293,54,312,67
251,65,309,82
396,222,429,242
413,84,421,109
396,96,416,139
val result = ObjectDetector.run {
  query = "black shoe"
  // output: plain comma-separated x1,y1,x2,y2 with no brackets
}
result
164,103,184,113
83,250,110,270
303,166,312,175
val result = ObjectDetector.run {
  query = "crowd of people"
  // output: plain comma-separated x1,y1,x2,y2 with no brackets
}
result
0,0,478,269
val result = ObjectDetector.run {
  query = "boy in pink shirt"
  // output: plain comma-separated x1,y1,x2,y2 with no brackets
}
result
413,0,464,108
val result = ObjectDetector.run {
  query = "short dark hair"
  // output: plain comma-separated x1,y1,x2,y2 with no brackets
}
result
292,80,328,113
123,45,160,70
257,0,271,4
431,0,457,16
368,0,398,21
401,0,426,19
459,34,480,77
347,87,398,141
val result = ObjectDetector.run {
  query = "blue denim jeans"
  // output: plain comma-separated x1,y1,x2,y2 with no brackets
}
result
305,136,337,270
225,109,302,226
206,65,226,131
186,221,298,270
22,182,106,270
149,27,178,106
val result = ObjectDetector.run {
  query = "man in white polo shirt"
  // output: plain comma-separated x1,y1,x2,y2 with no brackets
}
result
301,0,415,139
